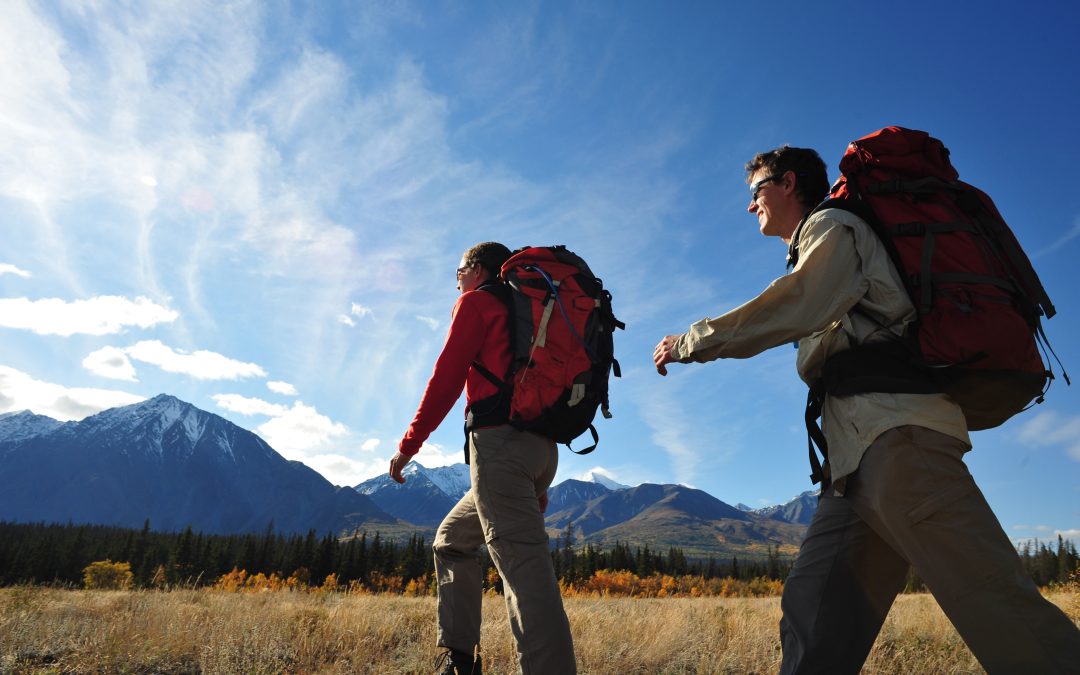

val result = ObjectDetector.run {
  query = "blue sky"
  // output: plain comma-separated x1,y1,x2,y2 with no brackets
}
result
1,1,1078,545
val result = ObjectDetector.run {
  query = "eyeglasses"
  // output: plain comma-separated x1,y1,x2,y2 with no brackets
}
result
750,174,783,201
456,264,475,278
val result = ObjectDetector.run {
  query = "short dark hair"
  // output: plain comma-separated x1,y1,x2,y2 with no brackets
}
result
745,146,830,210
463,241,512,278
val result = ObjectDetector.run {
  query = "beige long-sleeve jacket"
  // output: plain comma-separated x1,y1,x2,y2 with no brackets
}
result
671,207,970,483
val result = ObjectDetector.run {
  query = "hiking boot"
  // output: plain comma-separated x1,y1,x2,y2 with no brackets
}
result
434,648,482,675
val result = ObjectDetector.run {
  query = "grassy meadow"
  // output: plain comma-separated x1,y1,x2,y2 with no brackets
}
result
2,586,1077,674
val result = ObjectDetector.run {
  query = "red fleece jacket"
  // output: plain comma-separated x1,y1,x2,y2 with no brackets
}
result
398,287,510,456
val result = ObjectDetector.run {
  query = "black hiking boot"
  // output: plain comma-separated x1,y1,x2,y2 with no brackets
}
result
434,648,482,675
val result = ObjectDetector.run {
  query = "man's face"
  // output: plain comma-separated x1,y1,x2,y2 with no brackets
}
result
747,168,800,241
456,257,484,294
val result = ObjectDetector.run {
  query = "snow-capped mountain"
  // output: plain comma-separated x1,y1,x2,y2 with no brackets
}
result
425,464,471,500
354,462,471,527
0,410,65,445
0,395,395,534
579,469,630,491
752,490,820,525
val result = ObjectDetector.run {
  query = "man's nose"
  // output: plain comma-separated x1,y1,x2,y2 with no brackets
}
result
747,199,758,213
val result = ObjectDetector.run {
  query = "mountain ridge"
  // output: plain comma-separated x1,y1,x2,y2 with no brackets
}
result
0,394,395,535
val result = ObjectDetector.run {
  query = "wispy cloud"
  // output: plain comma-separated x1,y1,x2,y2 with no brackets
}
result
336,314,356,327
350,303,373,319
125,340,266,381
267,381,298,396
415,315,441,331
0,264,31,278
0,296,177,336
1016,410,1080,462
82,346,138,382
0,364,143,421
1035,215,1080,258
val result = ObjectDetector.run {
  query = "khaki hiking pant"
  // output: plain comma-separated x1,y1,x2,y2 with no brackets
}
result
780,425,1080,674
433,425,576,674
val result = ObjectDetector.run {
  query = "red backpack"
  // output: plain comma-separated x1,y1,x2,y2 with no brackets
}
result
806,127,1066,435
468,246,623,454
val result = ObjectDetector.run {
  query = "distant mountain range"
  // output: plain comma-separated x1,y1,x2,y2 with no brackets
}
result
359,468,818,559
0,395,395,535
1,396,817,556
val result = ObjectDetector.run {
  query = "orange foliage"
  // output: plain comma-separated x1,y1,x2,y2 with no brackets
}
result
562,570,783,598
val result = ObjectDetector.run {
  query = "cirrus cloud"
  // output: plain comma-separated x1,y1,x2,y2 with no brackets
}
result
1017,410,1080,462
0,296,178,336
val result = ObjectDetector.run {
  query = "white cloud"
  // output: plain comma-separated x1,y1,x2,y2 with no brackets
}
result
0,264,31,278
351,303,373,319
1016,411,1080,462
361,438,382,452
303,453,385,488
0,365,143,421
126,340,266,380
267,381,298,396
256,401,349,459
415,315,441,331
1058,529,1080,543
336,314,356,327
82,346,138,382
213,394,287,417
0,296,177,336
414,440,460,467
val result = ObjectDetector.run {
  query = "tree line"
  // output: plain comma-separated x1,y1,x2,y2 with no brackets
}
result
0,521,1074,590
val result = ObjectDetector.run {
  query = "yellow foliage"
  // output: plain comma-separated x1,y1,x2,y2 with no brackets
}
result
83,560,133,590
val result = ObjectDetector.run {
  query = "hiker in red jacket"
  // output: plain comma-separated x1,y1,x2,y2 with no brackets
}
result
390,241,576,675
652,145,1080,673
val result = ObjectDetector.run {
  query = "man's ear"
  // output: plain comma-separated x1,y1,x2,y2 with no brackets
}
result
781,169,798,196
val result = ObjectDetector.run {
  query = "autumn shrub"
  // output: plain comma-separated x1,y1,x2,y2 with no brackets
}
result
82,560,133,590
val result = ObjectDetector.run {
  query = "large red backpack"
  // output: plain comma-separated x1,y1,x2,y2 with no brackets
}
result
468,245,623,454
808,127,1066,434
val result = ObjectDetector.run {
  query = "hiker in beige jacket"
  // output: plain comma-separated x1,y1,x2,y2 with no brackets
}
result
653,145,1080,674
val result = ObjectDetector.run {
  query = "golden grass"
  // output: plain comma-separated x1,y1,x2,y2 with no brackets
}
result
1,587,1076,674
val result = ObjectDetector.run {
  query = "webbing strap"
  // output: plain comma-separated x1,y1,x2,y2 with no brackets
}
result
867,177,960,194
533,296,556,349
928,272,1017,292
889,221,978,236
804,385,829,487
567,424,599,455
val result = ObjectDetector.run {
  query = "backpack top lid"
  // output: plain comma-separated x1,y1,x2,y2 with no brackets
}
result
839,126,959,182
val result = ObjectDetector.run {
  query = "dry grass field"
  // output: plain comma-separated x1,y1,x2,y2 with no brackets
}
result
1,586,1077,674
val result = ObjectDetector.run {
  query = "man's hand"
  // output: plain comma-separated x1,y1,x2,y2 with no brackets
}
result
389,452,411,484
538,490,549,514
653,334,682,376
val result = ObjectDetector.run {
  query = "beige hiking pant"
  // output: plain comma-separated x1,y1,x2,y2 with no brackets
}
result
780,425,1080,674
433,425,576,674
